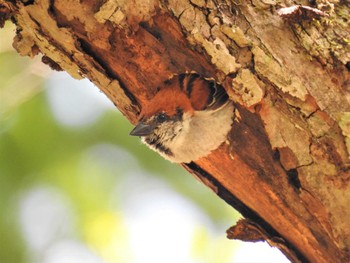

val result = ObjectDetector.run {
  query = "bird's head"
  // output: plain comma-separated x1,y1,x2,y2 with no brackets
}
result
129,77,194,154
129,73,231,160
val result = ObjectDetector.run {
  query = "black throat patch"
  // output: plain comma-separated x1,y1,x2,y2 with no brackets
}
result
145,136,174,157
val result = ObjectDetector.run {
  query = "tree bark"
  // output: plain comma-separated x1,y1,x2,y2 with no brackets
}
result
1,0,349,262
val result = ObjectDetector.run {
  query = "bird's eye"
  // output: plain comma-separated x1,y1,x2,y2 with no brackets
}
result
156,113,168,123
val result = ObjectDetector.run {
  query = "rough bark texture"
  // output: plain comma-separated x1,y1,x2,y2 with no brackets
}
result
1,0,349,262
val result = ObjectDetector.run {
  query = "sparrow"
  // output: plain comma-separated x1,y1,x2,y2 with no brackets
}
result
130,73,234,163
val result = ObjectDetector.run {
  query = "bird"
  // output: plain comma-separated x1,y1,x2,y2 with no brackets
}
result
130,73,234,163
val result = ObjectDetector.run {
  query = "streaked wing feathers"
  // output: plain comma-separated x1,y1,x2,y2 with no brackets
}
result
178,73,229,111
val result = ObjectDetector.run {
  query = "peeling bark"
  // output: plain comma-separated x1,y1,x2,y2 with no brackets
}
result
1,0,349,262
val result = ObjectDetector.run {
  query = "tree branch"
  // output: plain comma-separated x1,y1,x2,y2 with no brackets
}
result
1,0,349,262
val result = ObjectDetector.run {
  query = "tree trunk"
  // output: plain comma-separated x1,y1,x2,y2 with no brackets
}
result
1,0,349,262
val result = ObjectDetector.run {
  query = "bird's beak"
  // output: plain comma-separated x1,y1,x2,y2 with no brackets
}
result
129,122,155,136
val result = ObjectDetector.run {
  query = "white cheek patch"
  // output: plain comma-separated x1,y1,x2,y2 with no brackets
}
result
167,103,234,163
